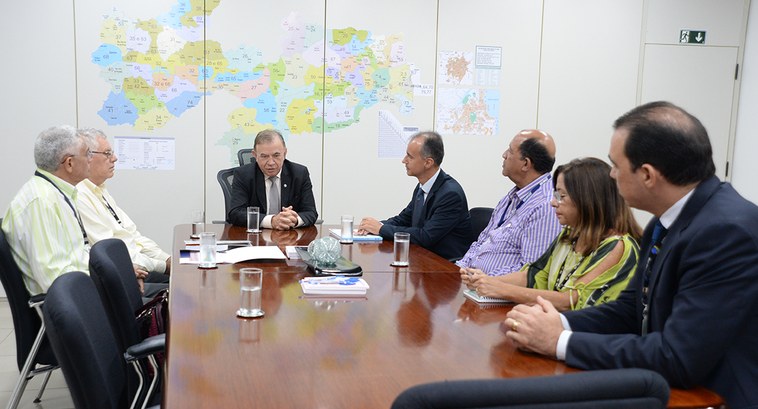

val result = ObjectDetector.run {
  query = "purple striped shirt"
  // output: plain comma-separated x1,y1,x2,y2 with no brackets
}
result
456,173,561,276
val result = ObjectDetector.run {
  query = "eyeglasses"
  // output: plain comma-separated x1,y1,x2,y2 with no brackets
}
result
91,150,115,159
61,149,93,163
553,191,567,204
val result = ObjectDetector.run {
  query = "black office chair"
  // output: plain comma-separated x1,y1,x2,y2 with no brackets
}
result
217,167,235,222
89,238,165,408
0,220,58,409
44,271,163,409
391,368,670,409
469,206,494,244
237,148,253,166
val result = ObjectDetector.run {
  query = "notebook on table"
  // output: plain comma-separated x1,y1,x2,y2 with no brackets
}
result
462,289,512,304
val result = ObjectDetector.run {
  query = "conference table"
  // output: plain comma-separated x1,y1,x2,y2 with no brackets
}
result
164,223,724,409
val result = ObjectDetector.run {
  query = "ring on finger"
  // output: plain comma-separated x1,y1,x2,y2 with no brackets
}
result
511,320,520,332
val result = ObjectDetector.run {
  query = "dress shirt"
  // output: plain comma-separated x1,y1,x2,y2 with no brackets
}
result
554,189,695,360
260,171,303,229
2,169,90,295
77,179,170,273
456,173,561,276
419,168,441,201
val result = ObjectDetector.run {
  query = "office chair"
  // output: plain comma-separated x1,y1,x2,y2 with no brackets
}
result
89,238,165,408
237,148,254,166
217,167,235,222
44,271,163,409
0,220,58,409
469,206,494,244
391,368,670,409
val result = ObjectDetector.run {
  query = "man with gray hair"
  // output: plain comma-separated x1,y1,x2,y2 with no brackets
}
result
359,131,472,260
76,128,170,284
228,129,318,230
2,125,94,295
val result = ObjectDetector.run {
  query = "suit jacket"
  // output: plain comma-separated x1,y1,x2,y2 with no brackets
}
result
564,176,758,409
227,159,318,227
380,170,472,260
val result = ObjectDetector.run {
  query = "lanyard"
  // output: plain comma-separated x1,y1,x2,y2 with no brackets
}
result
498,182,542,227
101,194,122,225
34,171,89,245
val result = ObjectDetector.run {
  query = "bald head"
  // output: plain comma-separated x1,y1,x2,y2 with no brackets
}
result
515,129,556,174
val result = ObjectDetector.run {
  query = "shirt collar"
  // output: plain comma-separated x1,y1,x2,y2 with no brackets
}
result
658,188,695,229
514,173,551,200
37,168,78,199
419,168,441,195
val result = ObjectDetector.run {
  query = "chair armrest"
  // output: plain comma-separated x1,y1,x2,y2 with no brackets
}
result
124,334,165,361
29,293,46,308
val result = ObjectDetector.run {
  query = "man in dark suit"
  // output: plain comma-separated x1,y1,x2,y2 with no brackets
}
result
358,131,472,260
503,101,758,408
227,129,318,230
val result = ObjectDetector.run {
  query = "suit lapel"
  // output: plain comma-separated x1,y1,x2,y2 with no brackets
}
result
253,164,268,212
645,176,721,329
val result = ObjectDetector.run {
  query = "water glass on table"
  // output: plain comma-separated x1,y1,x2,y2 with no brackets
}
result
237,268,264,318
191,210,205,239
247,206,261,233
391,232,410,267
340,215,354,244
198,232,217,269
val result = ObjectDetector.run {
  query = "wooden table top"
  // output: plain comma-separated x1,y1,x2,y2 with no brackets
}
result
164,224,723,409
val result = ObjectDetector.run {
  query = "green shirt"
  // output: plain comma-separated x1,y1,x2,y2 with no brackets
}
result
525,227,640,310
2,169,90,295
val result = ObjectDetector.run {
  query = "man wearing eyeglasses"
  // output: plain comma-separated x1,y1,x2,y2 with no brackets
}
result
458,129,561,277
227,129,318,230
76,128,170,293
2,125,94,295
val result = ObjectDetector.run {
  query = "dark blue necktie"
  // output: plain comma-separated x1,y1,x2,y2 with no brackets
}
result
411,188,425,227
641,220,668,335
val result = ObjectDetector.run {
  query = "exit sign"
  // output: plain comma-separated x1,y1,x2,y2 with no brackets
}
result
680,30,706,44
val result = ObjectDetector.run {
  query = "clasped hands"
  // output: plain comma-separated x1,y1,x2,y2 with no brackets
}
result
271,206,299,230
459,268,563,359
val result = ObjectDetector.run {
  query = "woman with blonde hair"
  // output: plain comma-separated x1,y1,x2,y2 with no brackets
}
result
462,157,642,310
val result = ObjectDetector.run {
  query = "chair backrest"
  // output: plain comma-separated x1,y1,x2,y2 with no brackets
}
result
89,238,144,354
469,207,494,244
391,368,670,409
44,271,128,409
0,220,56,370
217,167,235,219
237,148,254,166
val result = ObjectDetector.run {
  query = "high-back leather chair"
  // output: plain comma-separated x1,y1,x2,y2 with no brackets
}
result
44,271,162,409
89,238,165,408
0,219,58,409
217,167,235,221
237,148,254,166
391,368,670,409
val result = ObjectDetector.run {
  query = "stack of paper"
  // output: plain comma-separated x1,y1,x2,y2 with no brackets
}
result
179,246,286,264
300,276,370,296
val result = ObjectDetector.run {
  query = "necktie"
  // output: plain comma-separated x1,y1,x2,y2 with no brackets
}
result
268,176,280,215
641,220,668,335
411,188,425,227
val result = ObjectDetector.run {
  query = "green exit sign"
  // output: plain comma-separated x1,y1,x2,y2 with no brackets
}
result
680,30,706,44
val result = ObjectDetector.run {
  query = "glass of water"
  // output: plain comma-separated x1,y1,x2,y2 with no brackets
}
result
198,232,217,269
237,268,264,318
391,232,410,267
340,215,354,244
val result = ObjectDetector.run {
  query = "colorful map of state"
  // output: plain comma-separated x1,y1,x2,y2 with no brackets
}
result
92,0,417,154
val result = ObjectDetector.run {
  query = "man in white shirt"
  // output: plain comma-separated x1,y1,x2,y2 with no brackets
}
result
77,128,170,284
